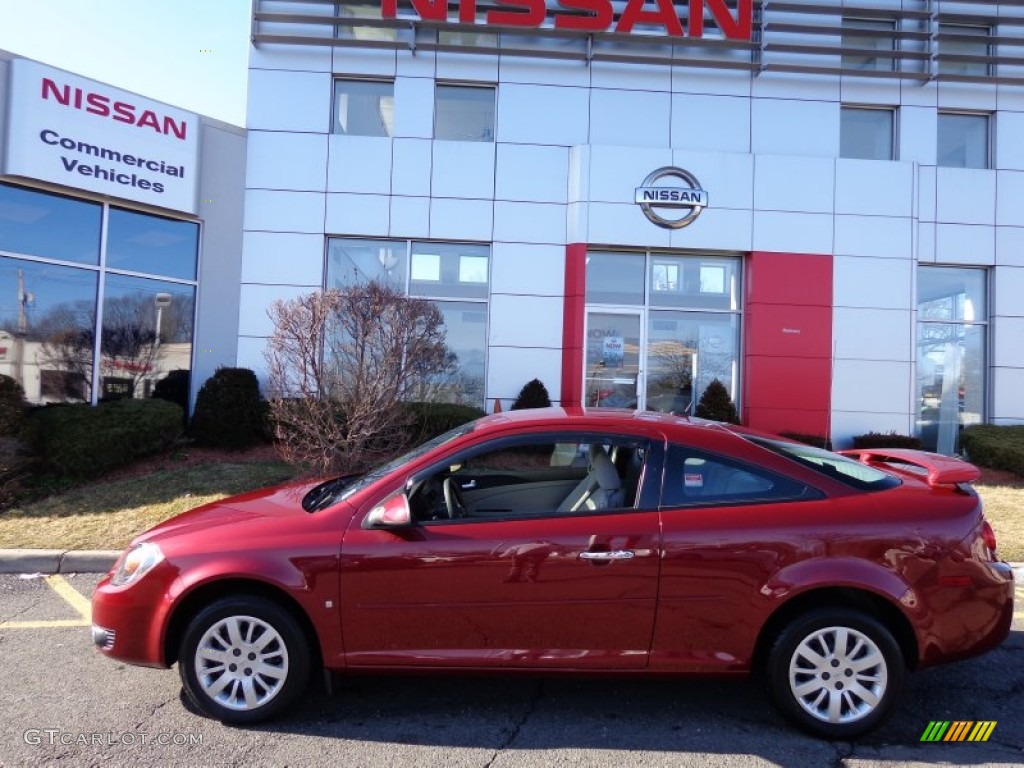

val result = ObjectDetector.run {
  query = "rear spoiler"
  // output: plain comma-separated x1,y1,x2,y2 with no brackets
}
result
838,448,980,487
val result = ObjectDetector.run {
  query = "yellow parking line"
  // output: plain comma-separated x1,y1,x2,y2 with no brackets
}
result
0,575,92,630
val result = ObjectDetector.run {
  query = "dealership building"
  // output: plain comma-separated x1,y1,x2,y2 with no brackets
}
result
3,0,1024,453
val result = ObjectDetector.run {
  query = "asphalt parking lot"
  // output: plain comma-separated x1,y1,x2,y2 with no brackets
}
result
2,572,1022,767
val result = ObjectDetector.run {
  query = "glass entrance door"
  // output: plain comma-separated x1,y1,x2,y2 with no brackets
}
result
584,311,641,409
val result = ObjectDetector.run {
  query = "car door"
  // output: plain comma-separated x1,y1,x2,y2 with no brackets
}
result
339,433,662,670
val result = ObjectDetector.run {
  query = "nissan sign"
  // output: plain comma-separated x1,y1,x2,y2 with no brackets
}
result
635,167,708,229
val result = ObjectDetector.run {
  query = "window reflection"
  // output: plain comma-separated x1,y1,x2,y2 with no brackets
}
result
328,239,406,290
0,183,101,265
107,208,199,281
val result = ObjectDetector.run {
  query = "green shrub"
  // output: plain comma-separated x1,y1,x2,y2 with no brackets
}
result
851,431,922,450
404,402,486,443
961,425,1024,477
0,375,27,436
26,398,183,478
694,379,739,424
152,369,191,424
511,379,552,410
779,432,833,451
190,368,267,450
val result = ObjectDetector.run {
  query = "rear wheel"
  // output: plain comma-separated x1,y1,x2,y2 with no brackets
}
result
178,596,310,724
767,608,904,739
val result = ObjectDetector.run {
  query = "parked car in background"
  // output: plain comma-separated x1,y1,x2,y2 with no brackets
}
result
91,408,1014,738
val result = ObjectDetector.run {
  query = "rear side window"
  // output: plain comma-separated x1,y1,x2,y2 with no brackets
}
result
662,445,811,508
746,437,900,491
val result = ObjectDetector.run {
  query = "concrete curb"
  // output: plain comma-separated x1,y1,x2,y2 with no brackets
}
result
0,549,119,575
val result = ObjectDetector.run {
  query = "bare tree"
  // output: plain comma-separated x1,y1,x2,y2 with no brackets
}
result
264,281,455,474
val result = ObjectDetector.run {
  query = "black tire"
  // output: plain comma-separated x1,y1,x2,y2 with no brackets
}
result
178,596,311,724
767,608,904,739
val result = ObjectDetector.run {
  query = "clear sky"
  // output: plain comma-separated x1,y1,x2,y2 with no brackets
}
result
0,0,251,127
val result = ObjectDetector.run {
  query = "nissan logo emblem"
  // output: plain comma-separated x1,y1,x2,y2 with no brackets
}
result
635,167,708,229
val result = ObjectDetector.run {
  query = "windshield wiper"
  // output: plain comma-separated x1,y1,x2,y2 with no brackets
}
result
302,474,360,513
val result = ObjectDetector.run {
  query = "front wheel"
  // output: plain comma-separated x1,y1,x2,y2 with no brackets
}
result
767,608,905,739
178,596,310,724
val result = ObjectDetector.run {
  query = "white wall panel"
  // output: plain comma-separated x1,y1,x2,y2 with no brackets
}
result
396,49,435,79
917,222,937,263
937,82,997,112
754,155,834,213
567,203,589,244
495,144,569,204
934,224,995,265
239,284,315,337
588,145,671,204
672,150,754,211
568,145,589,204
392,138,432,197
996,111,1024,171
394,77,434,139
436,53,499,82
672,69,751,98
834,215,913,260
389,196,430,239
994,317,1024,368
994,266,1024,317
326,135,391,195
936,168,996,225
244,190,326,234
488,295,564,348
247,69,331,132
830,411,914,449
831,359,912,414
591,62,670,92
833,308,912,362
430,198,493,241
670,94,751,154
499,55,591,88
324,193,390,236
432,141,495,199
992,367,1024,422
590,89,671,148
839,79,901,107
669,208,753,252
588,203,671,249
898,107,937,165
917,166,937,222
751,72,840,102
247,132,328,192
752,98,840,157
900,81,937,109
833,256,912,309
493,202,566,245
835,160,913,217
235,336,271,384
487,346,563,405
491,243,565,296
996,171,1024,227
496,84,590,145
333,47,396,77
752,211,833,254
241,232,325,286
996,226,1024,267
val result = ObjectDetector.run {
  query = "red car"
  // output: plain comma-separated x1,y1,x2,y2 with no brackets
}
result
91,408,1013,738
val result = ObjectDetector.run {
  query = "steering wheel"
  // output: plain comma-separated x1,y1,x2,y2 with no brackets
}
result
442,477,470,519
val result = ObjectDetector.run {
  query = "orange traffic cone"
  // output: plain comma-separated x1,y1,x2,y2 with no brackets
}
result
493,398,502,413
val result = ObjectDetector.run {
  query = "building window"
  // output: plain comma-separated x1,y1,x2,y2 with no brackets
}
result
916,267,987,454
938,112,990,169
434,85,495,142
333,79,394,137
584,251,742,415
327,238,489,407
840,107,895,160
842,18,897,72
0,183,198,408
938,24,991,77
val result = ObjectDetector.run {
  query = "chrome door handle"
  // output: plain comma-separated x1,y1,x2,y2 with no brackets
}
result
578,550,635,561
460,480,476,490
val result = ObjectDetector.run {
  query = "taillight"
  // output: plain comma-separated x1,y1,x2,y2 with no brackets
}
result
981,520,998,557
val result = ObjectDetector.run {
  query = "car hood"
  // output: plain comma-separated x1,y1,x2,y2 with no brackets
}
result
134,479,326,545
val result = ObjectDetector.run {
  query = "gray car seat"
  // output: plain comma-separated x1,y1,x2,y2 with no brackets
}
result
557,445,624,512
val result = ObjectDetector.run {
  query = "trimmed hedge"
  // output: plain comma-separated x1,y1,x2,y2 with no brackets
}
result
0,375,26,437
190,368,267,450
26,398,183,478
779,432,833,451
851,431,922,450
961,425,1024,477
404,402,486,442
511,379,552,410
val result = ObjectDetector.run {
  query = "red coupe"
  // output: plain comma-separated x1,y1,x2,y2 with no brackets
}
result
91,408,1014,738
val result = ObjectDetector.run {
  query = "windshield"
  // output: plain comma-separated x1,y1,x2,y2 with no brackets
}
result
747,437,901,492
303,420,478,512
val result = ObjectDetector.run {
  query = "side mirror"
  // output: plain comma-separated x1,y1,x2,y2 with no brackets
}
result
362,491,413,529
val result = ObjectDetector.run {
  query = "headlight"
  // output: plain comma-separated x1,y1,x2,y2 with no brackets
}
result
110,542,164,587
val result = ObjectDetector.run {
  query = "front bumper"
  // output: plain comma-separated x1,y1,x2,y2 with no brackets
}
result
91,570,174,668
